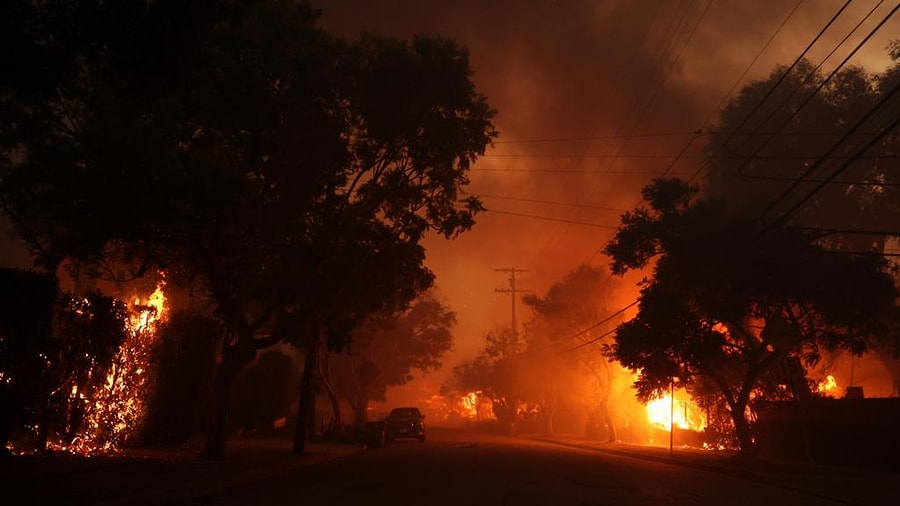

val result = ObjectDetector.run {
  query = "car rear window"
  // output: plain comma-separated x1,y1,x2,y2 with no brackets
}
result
389,408,420,418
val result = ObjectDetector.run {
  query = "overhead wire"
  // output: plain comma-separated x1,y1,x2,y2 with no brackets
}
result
477,194,627,212
479,2,896,357
559,0,898,355
526,0,674,266
762,83,900,230
732,0,895,183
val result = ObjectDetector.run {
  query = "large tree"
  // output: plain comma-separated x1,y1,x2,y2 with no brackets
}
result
0,0,496,459
442,326,521,433
604,178,896,454
326,291,455,427
702,49,900,404
703,55,900,249
521,265,623,440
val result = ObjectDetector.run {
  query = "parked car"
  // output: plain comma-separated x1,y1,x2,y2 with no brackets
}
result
384,407,426,443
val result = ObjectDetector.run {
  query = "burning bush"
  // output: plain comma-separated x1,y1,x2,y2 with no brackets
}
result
1,271,167,455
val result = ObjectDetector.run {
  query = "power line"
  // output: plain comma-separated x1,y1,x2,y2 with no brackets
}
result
686,0,851,183
492,131,703,145
759,65,900,225
702,0,810,135
476,194,627,212
559,328,619,355
483,208,620,229
472,167,697,176
765,102,900,230
531,1,713,270
560,2,900,367
563,299,639,344
533,299,639,356
733,0,895,181
571,3,896,355
721,0,849,156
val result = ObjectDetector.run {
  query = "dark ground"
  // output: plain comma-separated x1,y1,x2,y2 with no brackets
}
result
2,426,898,505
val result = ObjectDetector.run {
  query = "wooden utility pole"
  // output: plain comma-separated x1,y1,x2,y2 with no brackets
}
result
494,267,530,337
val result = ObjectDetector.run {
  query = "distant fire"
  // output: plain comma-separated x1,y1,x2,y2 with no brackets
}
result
645,391,706,432
460,391,479,418
817,375,838,396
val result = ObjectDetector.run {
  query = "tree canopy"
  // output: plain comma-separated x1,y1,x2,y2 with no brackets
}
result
603,178,896,453
1,0,496,458
327,291,455,426
702,55,900,249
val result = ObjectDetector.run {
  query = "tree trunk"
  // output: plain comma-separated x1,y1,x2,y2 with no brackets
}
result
730,399,755,457
542,399,553,437
202,333,256,460
599,397,616,443
292,330,320,455
317,348,342,433
351,388,367,426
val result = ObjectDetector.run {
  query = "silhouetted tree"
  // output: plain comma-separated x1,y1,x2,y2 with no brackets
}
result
442,327,521,433
47,291,130,448
0,267,130,453
1,0,495,459
230,350,298,437
328,292,455,426
0,268,57,456
604,178,896,455
703,55,899,251
141,310,220,445
521,264,622,440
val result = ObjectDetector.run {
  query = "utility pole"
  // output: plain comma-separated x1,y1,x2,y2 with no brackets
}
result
494,268,530,338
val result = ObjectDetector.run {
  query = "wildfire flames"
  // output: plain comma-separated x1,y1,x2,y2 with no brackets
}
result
57,282,167,454
460,391,479,418
817,375,838,396
645,390,706,432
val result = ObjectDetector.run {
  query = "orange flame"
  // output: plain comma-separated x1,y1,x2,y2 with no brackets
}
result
645,391,706,432
78,280,167,453
459,391,479,418
817,374,838,396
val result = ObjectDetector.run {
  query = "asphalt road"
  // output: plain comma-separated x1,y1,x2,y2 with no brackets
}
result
173,428,891,506
6,427,897,505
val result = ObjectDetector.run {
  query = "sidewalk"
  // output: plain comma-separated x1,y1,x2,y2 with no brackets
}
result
536,436,900,506
2,437,363,505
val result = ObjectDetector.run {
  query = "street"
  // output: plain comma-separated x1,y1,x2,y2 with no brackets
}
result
175,428,895,506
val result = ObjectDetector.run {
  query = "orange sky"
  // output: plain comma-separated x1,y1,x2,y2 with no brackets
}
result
313,0,900,375
2,0,897,399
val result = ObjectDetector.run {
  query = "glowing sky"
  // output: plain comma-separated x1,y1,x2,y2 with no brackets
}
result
1,0,896,387
313,0,900,368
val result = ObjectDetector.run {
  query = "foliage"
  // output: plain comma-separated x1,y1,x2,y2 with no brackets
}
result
0,0,496,457
0,268,58,453
230,349,298,436
50,290,131,448
603,178,897,452
329,292,455,425
441,326,520,431
0,266,132,452
520,264,622,438
140,310,220,445
703,57,900,249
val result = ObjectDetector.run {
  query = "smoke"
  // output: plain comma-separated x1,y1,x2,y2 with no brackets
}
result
313,1,900,404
